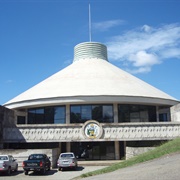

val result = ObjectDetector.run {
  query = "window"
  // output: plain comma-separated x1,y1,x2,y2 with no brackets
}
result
118,104,156,123
71,142,115,160
103,105,113,123
159,113,168,122
28,109,44,124
27,106,65,124
92,105,102,121
44,107,54,124
81,105,92,121
28,109,36,124
70,106,81,123
54,107,65,124
17,116,25,124
70,104,113,123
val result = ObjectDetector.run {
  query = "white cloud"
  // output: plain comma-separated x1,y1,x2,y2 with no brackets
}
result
160,48,180,59
107,23,180,73
128,67,152,74
141,25,152,32
93,19,124,31
129,51,160,67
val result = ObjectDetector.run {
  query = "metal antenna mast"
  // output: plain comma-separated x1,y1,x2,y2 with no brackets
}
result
89,4,92,42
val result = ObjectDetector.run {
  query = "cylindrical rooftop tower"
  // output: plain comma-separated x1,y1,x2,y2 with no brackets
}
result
74,42,108,62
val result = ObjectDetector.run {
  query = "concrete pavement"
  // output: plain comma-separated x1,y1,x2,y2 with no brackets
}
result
0,165,107,180
82,153,180,180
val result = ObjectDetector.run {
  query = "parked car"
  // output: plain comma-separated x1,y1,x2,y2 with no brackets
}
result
22,154,51,175
57,152,78,171
0,155,18,175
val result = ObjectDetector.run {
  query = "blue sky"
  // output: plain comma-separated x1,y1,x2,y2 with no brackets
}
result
0,0,180,105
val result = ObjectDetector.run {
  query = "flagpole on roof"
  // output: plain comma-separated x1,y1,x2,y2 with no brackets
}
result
89,3,92,42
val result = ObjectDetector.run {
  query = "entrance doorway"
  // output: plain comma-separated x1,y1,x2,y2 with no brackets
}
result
71,142,115,160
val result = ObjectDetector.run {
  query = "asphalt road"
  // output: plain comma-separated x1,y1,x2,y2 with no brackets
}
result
82,153,180,180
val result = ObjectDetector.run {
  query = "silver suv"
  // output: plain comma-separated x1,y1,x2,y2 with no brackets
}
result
57,152,78,171
0,155,18,175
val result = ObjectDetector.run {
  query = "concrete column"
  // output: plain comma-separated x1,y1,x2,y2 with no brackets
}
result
114,141,120,160
167,110,171,121
156,106,159,122
25,111,28,124
66,105,70,124
124,141,127,160
15,114,18,124
58,143,61,154
113,103,118,123
66,142,71,152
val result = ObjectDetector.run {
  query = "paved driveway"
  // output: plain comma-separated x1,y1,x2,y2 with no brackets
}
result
1,153,180,180
82,153,180,180
0,166,107,180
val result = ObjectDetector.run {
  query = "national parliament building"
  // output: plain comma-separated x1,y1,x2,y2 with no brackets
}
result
1,42,180,166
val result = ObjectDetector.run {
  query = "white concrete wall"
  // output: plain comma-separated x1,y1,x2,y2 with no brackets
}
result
126,146,155,159
171,103,180,122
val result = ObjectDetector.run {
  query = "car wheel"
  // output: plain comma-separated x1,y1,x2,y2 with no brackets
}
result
14,164,18,172
6,167,11,176
24,170,28,175
74,165,77,170
41,168,46,175
58,167,61,171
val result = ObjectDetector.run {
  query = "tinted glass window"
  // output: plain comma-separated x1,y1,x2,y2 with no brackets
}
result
103,105,113,123
54,107,66,124
17,116,26,124
28,109,36,124
44,107,54,124
70,106,81,123
70,104,113,123
92,105,102,121
118,104,156,123
81,105,92,121
28,106,65,124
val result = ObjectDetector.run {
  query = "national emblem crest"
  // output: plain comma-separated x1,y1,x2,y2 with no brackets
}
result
82,120,103,139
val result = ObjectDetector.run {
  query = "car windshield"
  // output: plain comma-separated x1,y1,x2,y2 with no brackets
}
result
60,154,73,158
29,154,44,160
0,156,8,160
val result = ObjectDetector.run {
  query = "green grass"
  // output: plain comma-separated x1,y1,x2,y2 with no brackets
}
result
74,138,180,179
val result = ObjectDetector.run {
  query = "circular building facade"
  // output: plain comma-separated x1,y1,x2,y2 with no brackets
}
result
4,42,179,160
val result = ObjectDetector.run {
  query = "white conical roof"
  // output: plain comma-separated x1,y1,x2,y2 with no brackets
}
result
4,42,178,109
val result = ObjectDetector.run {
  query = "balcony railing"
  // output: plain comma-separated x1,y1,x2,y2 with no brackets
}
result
3,122,180,142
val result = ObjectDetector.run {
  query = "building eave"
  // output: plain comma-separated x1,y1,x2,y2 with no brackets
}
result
4,95,179,110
